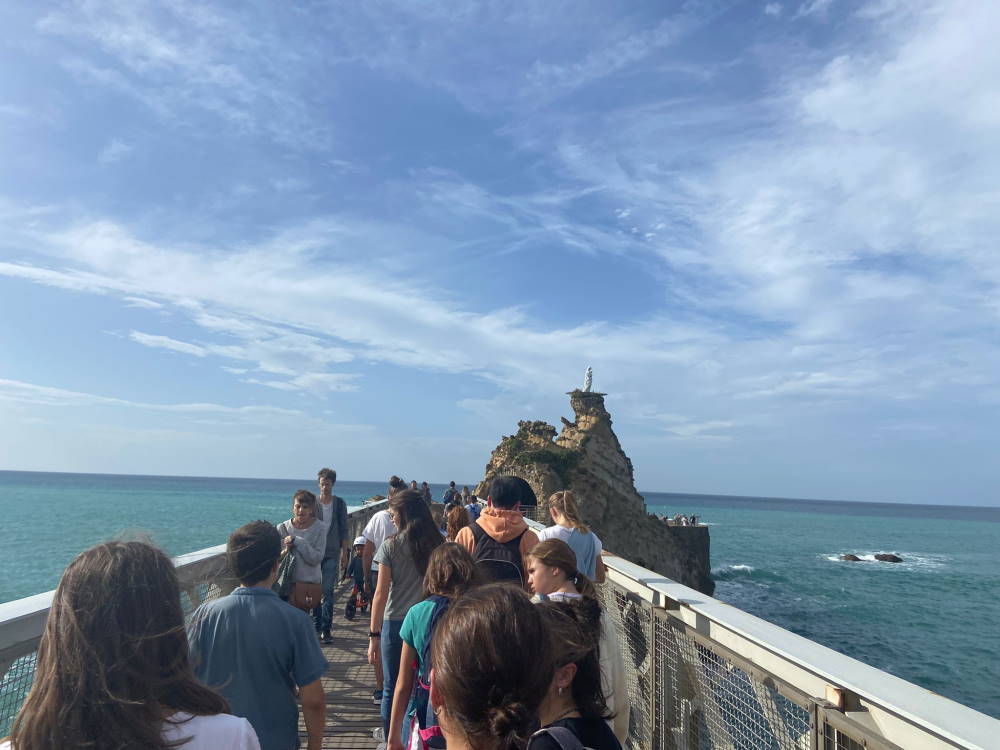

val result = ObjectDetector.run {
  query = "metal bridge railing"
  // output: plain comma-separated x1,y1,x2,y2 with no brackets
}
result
2,502,999,749
523,512,1000,750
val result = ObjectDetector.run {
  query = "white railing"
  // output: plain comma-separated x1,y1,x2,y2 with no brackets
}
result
1,502,998,749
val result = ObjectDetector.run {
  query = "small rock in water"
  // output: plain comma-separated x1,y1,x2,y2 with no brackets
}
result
875,553,903,563
841,554,862,562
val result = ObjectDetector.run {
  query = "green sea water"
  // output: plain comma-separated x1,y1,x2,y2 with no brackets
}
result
1,471,998,718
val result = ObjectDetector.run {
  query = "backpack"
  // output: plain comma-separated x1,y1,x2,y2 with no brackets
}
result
527,726,594,750
406,595,451,750
470,522,526,585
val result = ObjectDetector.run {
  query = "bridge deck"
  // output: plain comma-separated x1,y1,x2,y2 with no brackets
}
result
298,580,382,749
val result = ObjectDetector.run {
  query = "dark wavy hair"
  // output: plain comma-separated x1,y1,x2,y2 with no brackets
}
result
423,542,482,599
431,583,554,750
536,597,612,721
445,504,471,541
10,541,228,750
389,489,443,574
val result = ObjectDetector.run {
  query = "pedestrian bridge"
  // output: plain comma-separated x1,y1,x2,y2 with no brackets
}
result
2,499,999,749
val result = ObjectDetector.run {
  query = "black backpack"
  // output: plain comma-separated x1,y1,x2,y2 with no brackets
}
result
470,522,526,585
527,726,593,750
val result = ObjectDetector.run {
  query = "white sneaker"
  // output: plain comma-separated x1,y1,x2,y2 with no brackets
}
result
372,727,385,742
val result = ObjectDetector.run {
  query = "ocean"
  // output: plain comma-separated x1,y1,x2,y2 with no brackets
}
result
1,470,998,718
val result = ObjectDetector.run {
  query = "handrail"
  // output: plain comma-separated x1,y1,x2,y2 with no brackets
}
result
520,517,1000,750
2,500,998,750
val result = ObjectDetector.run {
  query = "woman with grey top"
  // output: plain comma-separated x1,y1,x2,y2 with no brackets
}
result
276,489,330,612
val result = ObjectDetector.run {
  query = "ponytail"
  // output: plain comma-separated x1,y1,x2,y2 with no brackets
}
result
547,490,589,534
573,570,598,600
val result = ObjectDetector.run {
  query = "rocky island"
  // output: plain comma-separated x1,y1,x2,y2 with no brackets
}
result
475,388,715,595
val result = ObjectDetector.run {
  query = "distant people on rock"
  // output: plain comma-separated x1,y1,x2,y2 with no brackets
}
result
455,475,540,587
420,481,433,503
410,480,419,491
442,480,458,504
368,490,444,735
445,504,472,542
4,540,260,750
461,485,472,503
425,583,555,750
527,539,628,742
533,598,622,750
314,468,348,644
387,542,483,750
537,490,606,582
189,521,327,750
276,490,328,613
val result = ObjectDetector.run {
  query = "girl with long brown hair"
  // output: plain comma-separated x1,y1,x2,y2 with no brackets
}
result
369,489,445,735
527,539,628,743
3,541,259,750
429,583,555,750
532,599,622,750
445,504,471,541
537,490,606,582
387,543,482,750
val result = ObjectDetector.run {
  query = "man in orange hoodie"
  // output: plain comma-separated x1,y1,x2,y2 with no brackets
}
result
455,476,539,588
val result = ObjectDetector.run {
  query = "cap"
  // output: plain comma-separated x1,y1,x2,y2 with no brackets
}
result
353,536,366,546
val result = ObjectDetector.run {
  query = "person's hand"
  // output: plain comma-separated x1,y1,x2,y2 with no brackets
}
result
387,733,405,750
283,536,294,548
367,638,380,666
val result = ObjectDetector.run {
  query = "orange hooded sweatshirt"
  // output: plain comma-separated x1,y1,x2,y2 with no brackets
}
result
454,506,539,583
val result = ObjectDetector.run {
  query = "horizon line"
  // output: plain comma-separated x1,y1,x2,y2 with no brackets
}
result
2,468,997,510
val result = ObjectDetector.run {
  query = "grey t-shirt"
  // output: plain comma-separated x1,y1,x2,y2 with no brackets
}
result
374,535,426,621
188,587,328,750
315,495,348,561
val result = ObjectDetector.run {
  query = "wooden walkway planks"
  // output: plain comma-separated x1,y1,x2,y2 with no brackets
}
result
299,580,382,749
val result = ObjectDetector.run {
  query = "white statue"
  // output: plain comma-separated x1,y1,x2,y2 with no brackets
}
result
583,366,593,392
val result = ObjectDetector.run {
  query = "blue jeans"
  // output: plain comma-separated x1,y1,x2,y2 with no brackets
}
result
380,618,405,735
312,557,338,632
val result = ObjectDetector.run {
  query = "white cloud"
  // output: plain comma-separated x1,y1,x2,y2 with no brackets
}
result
0,377,301,419
98,138,132,164
123,296,162,309
244,372,360,393
795,0,835,18
129,331,207,357
764,3,783,16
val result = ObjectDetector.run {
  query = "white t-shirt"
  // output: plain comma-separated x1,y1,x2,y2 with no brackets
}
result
0,712,260,750
362,510,397,571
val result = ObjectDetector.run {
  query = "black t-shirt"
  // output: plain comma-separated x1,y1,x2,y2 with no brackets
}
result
530,717,622,750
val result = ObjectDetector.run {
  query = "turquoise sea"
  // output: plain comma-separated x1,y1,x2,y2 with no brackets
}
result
1,471,998,718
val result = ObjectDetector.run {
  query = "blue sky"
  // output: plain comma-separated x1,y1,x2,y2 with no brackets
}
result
1,0,998,505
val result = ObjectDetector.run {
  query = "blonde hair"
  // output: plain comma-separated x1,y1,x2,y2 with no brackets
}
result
547,490,589,534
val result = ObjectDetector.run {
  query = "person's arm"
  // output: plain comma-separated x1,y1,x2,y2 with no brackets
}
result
299,678,326,750
367,558,392,665
595,554,607,584
387,642,419,750
454,525,475,555
363,539,376,593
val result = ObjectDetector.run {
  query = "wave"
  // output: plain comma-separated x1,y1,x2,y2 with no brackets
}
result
824,551,948,570
712,563,781,582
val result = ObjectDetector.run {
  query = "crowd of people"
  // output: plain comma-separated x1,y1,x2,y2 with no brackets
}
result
2,470,628,750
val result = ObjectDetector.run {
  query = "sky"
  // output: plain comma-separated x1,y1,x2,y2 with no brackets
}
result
1,0,998,506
